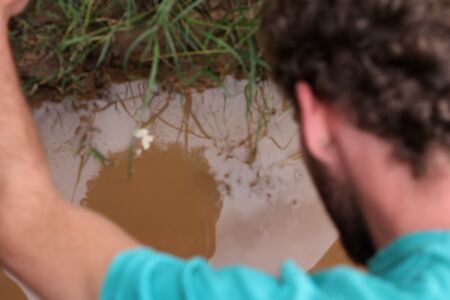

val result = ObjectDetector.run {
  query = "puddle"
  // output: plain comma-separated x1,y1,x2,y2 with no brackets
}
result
9,77,351,299
82,145,222,259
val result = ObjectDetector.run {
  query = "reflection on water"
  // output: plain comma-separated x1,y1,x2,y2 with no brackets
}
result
83,145,222,259
32,78,339,272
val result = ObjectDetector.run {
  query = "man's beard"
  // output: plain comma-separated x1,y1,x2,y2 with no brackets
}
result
304,149,376,264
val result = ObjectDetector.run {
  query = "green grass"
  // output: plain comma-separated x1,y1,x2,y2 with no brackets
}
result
11,0,268,107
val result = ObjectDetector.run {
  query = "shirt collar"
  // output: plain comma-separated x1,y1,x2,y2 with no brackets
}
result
368,230,450,275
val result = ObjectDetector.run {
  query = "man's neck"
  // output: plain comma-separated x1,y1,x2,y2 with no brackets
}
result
332,119,450,249
368,148,450,247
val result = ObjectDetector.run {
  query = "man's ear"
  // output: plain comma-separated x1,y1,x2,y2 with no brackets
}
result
295,82,342,175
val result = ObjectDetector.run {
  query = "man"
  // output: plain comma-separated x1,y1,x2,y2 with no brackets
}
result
0,0,449,299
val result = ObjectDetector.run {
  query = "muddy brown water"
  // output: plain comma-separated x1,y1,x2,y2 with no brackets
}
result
83,144,222,259
0,271,27,300
311,241,356,272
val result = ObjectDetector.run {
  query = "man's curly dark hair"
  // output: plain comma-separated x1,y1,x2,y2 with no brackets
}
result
261,0,450,174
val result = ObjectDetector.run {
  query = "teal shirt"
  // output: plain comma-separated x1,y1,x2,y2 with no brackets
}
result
100,230,450,299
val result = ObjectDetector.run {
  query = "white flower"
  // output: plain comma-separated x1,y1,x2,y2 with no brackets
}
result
141,134,154,150
134,128,149,139
133,128,155,151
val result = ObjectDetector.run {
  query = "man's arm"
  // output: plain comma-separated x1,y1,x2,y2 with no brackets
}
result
0,3,140,300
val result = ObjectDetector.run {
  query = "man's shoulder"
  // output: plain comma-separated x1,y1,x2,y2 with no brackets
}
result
309,231,450,299
102,242,450,300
